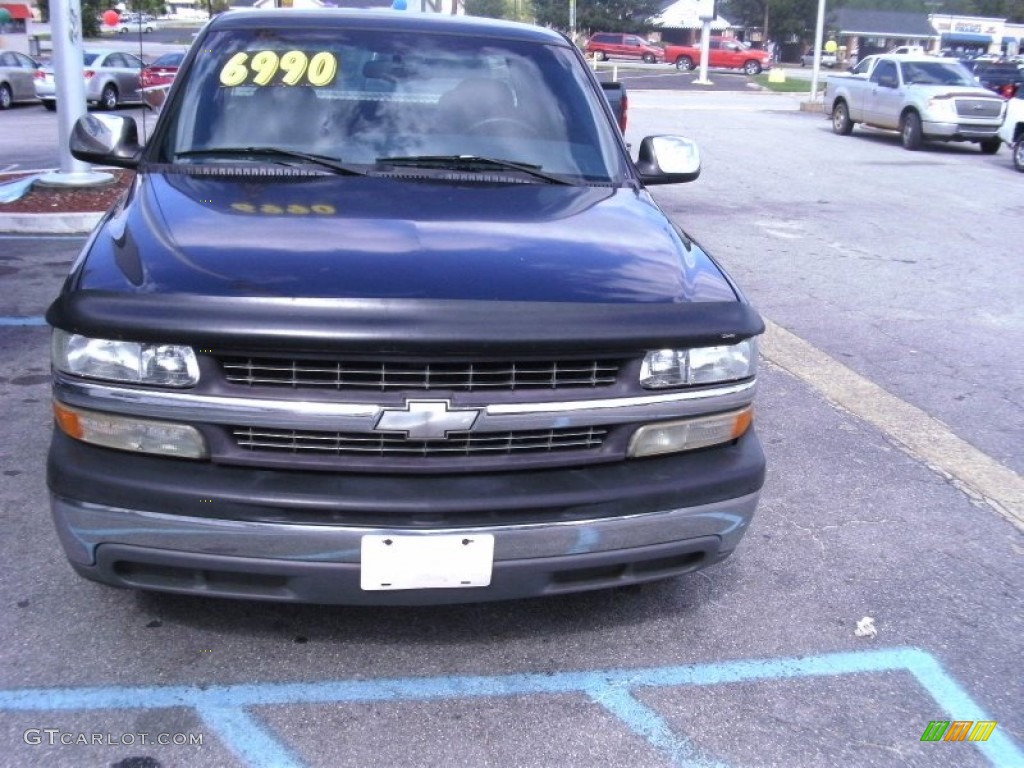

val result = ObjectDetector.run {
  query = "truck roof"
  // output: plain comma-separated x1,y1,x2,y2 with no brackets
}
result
206,8,571,47
880,53,961,62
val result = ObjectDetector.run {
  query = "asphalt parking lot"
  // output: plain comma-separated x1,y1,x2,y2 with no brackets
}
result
0,90,1021,768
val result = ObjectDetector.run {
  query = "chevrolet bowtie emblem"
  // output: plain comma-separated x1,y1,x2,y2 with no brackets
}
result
374,400,481,440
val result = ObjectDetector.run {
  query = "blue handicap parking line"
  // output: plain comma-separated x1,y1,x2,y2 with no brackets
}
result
0,316,47,326
1,647,1020,768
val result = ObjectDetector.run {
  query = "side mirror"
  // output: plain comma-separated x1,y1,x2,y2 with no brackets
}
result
70,114,142,169
634,135,700,185
876,74,898,88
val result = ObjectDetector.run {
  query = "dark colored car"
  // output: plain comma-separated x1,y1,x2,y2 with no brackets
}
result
973,61,1024,99
585,32,664,64
52,10,764,606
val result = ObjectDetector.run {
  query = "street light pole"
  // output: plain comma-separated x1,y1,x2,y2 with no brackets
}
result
38,0,111,187
809,0,826,100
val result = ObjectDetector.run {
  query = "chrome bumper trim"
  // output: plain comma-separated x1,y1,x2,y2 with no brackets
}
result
53,374,757,432
51,491,760,567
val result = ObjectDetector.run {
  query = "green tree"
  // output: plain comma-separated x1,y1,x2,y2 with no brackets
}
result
956,0,1024,22
720,0,821,41
81,0,102,38
465,0,513,19
533,0,664,33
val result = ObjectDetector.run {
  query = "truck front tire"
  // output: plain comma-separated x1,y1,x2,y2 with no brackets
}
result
743,60,762,75
1014,138,1024,172
901,111,923,151
978,138,1000,155
831,101,853,135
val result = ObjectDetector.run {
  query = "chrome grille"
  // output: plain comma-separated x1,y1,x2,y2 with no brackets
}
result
232,425,608,456
220,357,621,391
954,123,1000,135
954,99,1003,118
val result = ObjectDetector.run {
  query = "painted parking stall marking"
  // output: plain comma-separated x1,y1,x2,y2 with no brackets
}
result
2,647,1021,768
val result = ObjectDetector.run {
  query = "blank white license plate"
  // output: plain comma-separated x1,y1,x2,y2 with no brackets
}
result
360,534,495,591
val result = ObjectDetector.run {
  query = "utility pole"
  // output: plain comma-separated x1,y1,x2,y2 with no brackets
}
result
39,0,111,188
763,1,769,47
809,0,826,101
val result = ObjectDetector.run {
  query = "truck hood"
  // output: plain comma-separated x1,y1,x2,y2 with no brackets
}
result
909,86,1004,99
72,170,736,305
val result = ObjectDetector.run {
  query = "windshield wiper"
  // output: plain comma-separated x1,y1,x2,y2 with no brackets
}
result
378,155,577,185
175,147,367,176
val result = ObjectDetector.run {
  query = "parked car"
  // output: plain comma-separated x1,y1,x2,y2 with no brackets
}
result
103,13,158,34
972,60,1024,99
140,50,185,90
998,92,1024,171
34,50,145,111
0,51,40,109
663,37,772,75
140,49,186,110
888,45,925,55
585,33,664,64
801,49,837,68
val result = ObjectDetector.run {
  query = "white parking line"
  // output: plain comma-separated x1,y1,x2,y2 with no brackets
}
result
762,319,1024,531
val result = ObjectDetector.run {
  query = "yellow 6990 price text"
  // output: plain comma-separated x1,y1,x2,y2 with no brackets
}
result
219,50,338,88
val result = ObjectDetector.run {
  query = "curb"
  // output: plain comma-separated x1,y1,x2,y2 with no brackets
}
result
0,212,103,235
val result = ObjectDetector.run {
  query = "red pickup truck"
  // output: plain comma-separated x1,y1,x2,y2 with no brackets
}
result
664,37,772,75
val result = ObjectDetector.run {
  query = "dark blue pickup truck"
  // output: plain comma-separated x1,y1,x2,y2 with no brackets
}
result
48,9,765,604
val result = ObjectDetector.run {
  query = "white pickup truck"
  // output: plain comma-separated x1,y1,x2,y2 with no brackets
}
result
824,54,1007,153
999,95,1024,171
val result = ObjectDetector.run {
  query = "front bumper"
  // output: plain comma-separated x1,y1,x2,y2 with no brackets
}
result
923,120,1002,141
48,429,765,605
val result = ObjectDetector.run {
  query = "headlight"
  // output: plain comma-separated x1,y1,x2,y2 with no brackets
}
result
926,97,957,117
53,401,208,459
640,339,757,389
52,330,199,387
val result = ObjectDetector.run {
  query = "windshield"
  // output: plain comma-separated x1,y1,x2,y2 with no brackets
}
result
83,53,99,66
978,64,1022,77
899,61,976,86
151,52,185,67
156,26,627,183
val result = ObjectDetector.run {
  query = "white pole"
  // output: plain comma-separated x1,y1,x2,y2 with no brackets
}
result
809,0,827,101
569,0,576,43
39,0,111,185
695,20,712,85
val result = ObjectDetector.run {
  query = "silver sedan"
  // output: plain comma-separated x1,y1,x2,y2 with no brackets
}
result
0,51,40,109
33,50,144,111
